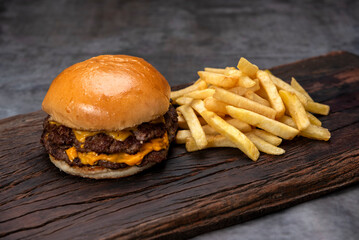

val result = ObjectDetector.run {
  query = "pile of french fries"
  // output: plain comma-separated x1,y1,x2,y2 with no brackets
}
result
171,58,331,161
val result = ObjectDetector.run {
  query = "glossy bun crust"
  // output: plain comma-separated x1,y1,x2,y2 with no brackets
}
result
42,55,170,131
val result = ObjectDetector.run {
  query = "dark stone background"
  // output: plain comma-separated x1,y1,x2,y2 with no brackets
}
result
0,0,358,239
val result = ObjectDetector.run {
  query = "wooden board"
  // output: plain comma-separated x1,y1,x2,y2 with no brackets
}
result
1,51,359,240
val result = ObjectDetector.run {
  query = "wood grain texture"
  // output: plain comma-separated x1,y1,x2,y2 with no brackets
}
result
1,51,359,240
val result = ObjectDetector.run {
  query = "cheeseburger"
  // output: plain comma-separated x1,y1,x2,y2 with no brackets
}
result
41,55,178,179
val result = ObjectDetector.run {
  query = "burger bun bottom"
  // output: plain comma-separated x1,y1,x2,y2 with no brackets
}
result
49,155,157,179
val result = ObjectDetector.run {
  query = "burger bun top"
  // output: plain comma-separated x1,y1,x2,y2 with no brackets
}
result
42,55,170,131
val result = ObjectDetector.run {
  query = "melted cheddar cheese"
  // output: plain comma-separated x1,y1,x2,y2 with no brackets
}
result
49,120,133,142
65,133,169,166
73,130,132,142
50,118,163,143
150,116,165,124
49,121,61,126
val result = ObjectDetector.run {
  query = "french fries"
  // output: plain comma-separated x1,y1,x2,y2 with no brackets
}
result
225,118,252,133
204,97,228,115
200,110,259,161
306,112,322,126
291,77,313,101
213,87,277,119
202,125,218,135
305,101,330,115
279,116,331,141
176,96,193,105
191,100,259,160
252,129,282,146
229,80,260,95
175,130,192,144
268,73,308,106
238,75,257,88
202,118,251,135
237,57,258,78
184,89,215,99
244,91,270,107
245,132,285,155
228,86,249,96
198,71,237,88
279,90,310,131
171,80,207,100
290,77,330,115
177,104,207,149
185,135,236,152
257,70,285,118
185,132,284,156
226,106,299,140
172,57,331,162
177,113,189,129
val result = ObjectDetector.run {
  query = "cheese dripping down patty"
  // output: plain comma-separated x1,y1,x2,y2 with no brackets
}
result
65,132,169,166
49,116,165,143
49,116,168,166
72,129,132,142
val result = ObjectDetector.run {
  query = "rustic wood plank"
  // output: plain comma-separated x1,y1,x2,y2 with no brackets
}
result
0,51,359,240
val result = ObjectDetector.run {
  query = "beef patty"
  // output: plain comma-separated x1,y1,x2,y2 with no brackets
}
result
41,105,178,169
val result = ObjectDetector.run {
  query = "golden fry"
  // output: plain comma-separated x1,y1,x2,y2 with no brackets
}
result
225,118,252,133
279,90,310,131
226,106,299,140
252,129,282,146
204,97,228,115
201,110,259,161
190,99,207,114
255,86,269,100
191,101,259,161
244,91,270,107
257,70,285,118
185,135,236,152
202,125,218,135
305,101,330,115
300,125,331,141
171,80,207,100
238,75,256,88
268,73,308,106
177,104,207,149
175,96,193,105
177,113,189,129
202,118,251,135
237,57,258,78
228,80,260,95
279,116,330,141
214,87,276,119
175,130,192,144
184,89,215,99
306,112,322,126
224,68,256,88
224,68,241,77
245,132,285,155
290,77,313,101
198,71,237,88
228,86,248,96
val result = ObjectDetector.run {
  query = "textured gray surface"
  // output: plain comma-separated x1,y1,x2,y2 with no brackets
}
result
0,0,358,239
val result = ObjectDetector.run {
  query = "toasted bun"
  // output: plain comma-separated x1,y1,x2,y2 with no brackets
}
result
49,155,157,179
42,55,170,131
